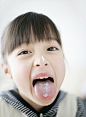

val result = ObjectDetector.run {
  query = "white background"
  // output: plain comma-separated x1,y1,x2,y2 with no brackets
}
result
0,0,86,97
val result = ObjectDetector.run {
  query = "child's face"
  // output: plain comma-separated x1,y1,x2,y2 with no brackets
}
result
6,40,65,111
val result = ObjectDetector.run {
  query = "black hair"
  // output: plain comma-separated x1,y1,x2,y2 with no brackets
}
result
1,12,62,63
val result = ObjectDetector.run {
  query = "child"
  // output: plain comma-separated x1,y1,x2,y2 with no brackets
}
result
0,12,86,117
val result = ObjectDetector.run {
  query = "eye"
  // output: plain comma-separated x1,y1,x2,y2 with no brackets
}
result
18,51,31,55
47,47,58,51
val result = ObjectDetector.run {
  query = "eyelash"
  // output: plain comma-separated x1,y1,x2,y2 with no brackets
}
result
18,51,31,55
18,47,58,55
47,47,58,51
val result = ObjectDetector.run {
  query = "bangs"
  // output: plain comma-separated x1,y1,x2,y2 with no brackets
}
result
1,12,62,63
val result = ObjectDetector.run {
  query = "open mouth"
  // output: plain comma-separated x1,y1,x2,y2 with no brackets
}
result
33,77,54,87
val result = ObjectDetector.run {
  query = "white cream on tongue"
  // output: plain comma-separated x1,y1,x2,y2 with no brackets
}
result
34,80,56,100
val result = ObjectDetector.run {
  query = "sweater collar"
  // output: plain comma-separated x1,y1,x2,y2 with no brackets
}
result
0,89,66,117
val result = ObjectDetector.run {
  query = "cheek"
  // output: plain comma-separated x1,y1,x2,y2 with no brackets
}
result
10,63,31,87
12,64,29,76
53,57,65,86
19,65,30,75
56,59,65,75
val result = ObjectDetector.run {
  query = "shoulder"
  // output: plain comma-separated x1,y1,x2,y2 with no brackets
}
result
0,95,15,111
0,91,26,117
76,97,86,117
60,93,77,110
0,96,8,106
58,91,86,117
0,96,11,116
61,91,86,114
59,90,77,103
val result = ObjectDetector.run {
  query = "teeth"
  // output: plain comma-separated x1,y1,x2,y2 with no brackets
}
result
33,77,54,87
37,77,48,79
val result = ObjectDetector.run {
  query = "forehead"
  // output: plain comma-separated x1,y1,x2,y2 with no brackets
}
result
14,39,61,51
13,30,60,49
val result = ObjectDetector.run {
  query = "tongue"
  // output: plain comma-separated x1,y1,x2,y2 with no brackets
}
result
34,80,56,100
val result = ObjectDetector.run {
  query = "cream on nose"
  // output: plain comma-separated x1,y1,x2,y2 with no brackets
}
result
34,56,48,67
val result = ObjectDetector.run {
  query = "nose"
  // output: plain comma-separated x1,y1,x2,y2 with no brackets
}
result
33,55,49,67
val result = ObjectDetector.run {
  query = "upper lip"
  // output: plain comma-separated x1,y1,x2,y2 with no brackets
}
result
32,72,54,81
32,73,54,87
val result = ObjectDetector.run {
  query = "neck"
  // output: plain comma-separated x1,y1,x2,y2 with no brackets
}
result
19,91,44,112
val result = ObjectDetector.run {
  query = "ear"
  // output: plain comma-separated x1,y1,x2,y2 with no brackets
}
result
1,62,13,79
